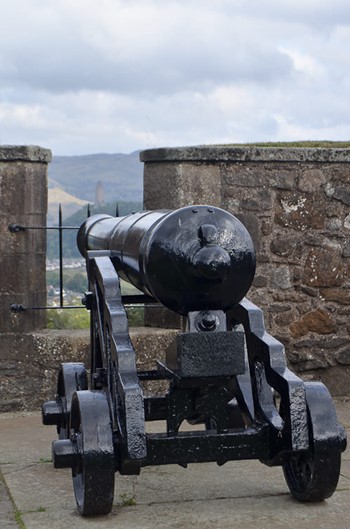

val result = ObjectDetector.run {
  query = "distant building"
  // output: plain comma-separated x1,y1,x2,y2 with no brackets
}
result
95,180,105,207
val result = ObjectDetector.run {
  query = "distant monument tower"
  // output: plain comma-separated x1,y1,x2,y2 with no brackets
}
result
95,180,105,207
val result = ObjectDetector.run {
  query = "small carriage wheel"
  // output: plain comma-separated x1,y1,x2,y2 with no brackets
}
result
282,382,342,502
56,363,88,439
70,390,115,516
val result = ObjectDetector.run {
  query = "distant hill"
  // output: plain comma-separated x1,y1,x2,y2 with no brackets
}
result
48,151,143,205
48,187,89,224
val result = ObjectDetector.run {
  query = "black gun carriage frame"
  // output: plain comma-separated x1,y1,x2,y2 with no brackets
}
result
42,205,346,516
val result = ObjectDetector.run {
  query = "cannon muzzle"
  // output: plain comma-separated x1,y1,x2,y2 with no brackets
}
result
77,205,256,315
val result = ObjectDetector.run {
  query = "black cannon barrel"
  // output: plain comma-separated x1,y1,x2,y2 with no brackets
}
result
77,205,256,316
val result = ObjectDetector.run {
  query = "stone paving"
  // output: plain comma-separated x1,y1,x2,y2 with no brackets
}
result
0,400,349,529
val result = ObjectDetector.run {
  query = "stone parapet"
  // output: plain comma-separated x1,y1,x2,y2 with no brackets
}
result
141,146,350,389
0,145,51,332
140,145,350,163
0,327,178,412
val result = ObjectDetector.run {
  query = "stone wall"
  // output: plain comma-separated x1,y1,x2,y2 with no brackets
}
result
141,146,350,395
0,145,51,332
0,328,177,412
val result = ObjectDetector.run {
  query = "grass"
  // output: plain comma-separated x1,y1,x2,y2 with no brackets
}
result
1,460,47,529
119,493,137,507
26,507,46,513
221,140,350,148
38,457,52,464
0,470,26,528
14,509,26,529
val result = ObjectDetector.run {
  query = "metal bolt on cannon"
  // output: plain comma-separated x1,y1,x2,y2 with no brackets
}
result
42,205,347,516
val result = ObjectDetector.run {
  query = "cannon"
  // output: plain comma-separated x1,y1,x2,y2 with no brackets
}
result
42,205,346,516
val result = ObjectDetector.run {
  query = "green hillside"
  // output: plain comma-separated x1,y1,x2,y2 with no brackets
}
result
223,141,350,148
49,151,143,203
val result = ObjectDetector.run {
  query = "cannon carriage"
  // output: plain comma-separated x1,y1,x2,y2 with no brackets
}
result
42,205,346,516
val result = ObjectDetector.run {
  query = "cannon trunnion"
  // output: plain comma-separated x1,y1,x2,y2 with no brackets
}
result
42,205,346,516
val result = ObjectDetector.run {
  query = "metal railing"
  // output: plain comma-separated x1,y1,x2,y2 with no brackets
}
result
8,203,153,314
9,204,87,313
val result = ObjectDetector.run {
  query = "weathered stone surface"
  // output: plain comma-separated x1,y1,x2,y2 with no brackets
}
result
333,185,350,206
321,288,350,305
275,191,325,230
140,146,350,163
144,162,221,210
241,188,273,211
294,336,349,350
297,169,326,193
0,145,52,162
269,266,292,289
0,327,178,412
272,290,307,303
302,247,346,287
270,236,299,257
345,214,350,230
0,162,48,216
335,348,350,365
0,215,46,256
326,217,342,231
315,365,350,396
0,147,50,333
288,349,328,370
274,310,296,327
223,164,295,189
342,241,350,257
296,285,319,297
235,213,261,252
223,166,266,188
0,291,47,333
261,219,273,235
289,309,337,338
0,253,46,293
252,275,268,288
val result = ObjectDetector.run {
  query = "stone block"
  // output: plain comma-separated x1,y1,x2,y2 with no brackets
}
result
0,253,46,293
144,162,222,210
297,169,326,193
270,236,300,257
223,163,296,190
234,213,261,253
223,165,265,187
0,327,179,412
332,185,350,206
289,309,337,339
275,190,326,230
241,188,273,211
321,288,350,305
302,247,346,287
269,266,292,290
0,215,46,256
0,162,47,216
0,146,50,334
335,348,350,365
0,292,47,333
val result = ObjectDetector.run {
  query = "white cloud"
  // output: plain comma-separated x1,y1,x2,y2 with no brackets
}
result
0,0,350,154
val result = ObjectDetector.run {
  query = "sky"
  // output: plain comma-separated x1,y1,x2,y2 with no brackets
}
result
1,0,350,155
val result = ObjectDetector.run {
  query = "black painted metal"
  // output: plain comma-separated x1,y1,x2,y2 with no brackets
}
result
43,204,347,516
77,205,256,315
